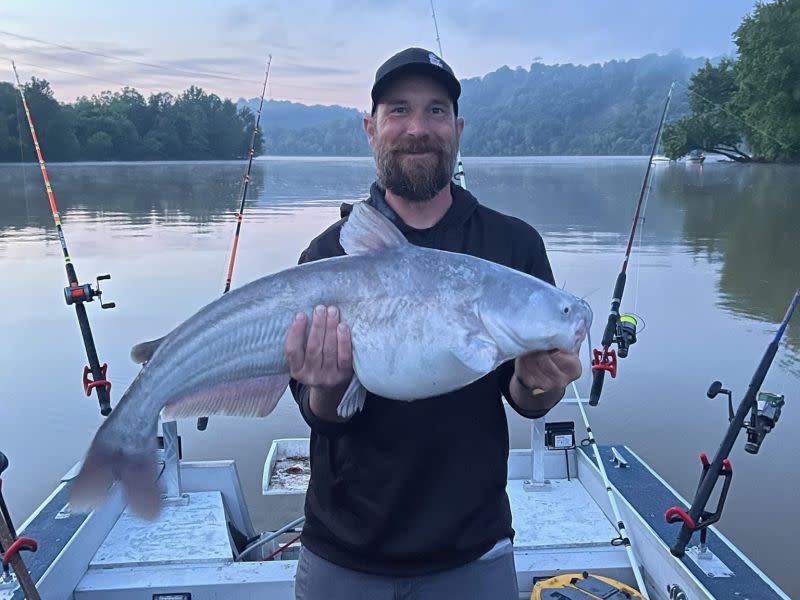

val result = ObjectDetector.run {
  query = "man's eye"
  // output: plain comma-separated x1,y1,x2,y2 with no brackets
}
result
391,107,407,114
432,107,444,114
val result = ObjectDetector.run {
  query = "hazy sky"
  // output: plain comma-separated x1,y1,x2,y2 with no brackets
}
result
0,0,758,110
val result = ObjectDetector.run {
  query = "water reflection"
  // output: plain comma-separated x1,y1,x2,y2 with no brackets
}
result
0,158,376,233
655,163,800,361
1,157,798,596
1,158,797,365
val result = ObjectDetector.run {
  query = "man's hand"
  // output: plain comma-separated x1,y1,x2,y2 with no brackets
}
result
285,305,354,422
515,349,582,393
510,350,582,414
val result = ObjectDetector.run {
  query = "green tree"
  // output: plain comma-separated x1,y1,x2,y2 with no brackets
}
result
84,131,113,160
0,82,21,161
74,91,143,160
662,59,751,161
21,78,80,161
734,0,800,161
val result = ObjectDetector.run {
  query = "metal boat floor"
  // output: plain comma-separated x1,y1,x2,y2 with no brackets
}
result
586,445,787,600
9,483,88,600
89,491,231,569
508,478,618,550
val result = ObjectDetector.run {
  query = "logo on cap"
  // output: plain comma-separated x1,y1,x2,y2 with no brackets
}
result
428,52,444,68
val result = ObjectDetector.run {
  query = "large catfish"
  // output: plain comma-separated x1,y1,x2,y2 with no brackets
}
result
70,201,592,518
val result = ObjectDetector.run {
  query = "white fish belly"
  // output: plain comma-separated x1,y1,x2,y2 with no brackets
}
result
354,343,485,400
348,303,492,400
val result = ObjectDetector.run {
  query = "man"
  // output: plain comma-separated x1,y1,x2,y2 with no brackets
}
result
284,47,582,600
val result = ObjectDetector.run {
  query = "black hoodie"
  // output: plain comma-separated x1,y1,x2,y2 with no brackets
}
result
290,182,555,576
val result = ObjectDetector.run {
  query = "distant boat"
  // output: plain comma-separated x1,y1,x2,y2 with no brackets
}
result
685,150,706,164
651,155,671,165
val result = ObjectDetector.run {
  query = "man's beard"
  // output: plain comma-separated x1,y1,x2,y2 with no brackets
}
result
374,135,458,203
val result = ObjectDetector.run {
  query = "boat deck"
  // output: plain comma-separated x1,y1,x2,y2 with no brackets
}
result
4,439,791,599
509,478,617,550
588,445,788,600
7,483,87,600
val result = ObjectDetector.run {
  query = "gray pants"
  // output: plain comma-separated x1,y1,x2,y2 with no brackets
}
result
294,540,519,600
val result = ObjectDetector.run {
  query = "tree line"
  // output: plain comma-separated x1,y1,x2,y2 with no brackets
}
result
2,0,797,163
0,79,261,162
0,52,703,161
256,52,701,158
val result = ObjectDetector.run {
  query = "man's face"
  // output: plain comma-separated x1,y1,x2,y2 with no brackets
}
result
365,74,464,203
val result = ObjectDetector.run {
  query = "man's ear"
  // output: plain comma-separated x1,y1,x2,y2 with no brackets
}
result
456,116,465,138
363,114,376,147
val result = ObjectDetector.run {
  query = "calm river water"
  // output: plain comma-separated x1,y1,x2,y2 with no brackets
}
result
0,156,798,595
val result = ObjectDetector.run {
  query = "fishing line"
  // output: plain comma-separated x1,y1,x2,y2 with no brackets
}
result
11,60,116,416
0,29,263,86
632,161,655,315
0,55,132,88
430,58,647,591
430,0,445,57
429,0,467,190
14,88,30,219
668,288,799,556
224,56,272,294
589,83,673,406
671,79,798,155
0,54,335,106
197,55,272,432
572,376,649,598
1,37,343,93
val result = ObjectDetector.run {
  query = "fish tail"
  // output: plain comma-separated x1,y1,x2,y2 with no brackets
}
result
70,414,160,520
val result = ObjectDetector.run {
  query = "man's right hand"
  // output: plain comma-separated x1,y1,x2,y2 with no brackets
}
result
284,305,354,422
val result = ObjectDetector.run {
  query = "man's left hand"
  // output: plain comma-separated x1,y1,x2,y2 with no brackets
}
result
514,349,582,394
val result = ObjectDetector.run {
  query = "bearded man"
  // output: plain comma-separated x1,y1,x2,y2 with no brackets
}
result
284,47,582,600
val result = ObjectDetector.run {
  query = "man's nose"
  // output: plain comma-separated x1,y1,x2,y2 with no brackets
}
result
405,111,430,136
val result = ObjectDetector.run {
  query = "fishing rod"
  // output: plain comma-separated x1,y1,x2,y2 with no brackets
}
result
429,0,467,190
198,55,272,432
11,61,115,417
589,83,673,406
668,288,799,558
0,451,41,599
571,383,649,597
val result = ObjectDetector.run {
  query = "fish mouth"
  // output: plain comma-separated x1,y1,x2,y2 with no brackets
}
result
572,319,589,352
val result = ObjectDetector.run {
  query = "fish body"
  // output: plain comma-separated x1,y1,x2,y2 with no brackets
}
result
70,202,592,517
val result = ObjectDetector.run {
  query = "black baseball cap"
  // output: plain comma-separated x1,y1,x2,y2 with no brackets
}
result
371,47,461,115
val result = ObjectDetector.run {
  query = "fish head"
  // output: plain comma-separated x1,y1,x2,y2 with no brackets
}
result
481,279,593,357
523,287,592,353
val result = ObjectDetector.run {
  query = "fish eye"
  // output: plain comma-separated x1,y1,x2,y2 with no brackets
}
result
562,306,570,315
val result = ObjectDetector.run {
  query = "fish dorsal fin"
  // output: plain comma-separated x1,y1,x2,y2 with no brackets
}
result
339,201,408,255
130,336,167,364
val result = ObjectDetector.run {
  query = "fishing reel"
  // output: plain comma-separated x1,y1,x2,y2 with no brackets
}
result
707,381,784,455
590,312,643,399
64,274,116,309
592,314,644,377
746,391,784,454
615,314,639,358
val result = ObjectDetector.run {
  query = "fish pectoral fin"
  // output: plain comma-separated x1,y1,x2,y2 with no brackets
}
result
130,336,168,364
339,201,408,255
452,335,500,375
336,374,367,419
162,374,290,420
